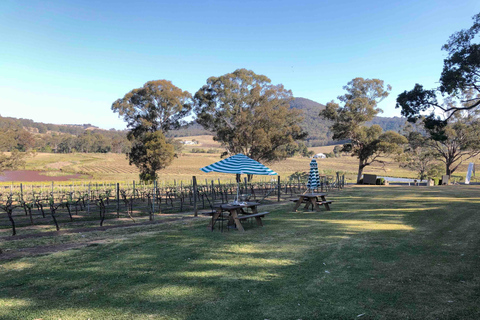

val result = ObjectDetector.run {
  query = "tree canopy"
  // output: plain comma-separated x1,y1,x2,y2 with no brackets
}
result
194,69,307,163
396,13,480,127
320,78,406,183
112,80,192,135
112,80,192,181
397,125,442,181
427,114,480,176
0,150,27,174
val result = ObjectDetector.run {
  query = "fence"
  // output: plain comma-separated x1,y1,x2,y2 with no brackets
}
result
0,174,345,236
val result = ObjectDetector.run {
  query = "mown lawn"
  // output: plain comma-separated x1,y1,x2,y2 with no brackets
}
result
1,185,479,319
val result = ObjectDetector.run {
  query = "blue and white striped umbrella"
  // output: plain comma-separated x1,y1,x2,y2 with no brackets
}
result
306,159,320,191
201,154,278,176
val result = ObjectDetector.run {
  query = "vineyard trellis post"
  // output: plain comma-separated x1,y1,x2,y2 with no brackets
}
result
153,180,158,215
193,176,198,217
277,176,281,202
116,183,120,218
87,183,91,214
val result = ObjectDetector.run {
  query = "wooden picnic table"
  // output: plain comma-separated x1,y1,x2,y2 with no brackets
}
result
292,193,333,212
209,202,269,232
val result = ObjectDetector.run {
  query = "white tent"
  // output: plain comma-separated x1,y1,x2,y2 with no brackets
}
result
465,163,475,184
313,153,326,159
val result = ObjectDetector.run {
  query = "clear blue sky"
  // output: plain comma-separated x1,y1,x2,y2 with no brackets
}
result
1,0,479,130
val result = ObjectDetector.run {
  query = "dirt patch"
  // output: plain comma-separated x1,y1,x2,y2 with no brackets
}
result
0,243,86,260
1,216,196,241
0,216,201,261
45,161,72,170
0,170,85,182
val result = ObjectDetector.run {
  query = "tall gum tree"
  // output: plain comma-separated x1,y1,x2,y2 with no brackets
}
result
112,80,192,181
194,69,307,164
428,114,480,176
320,78,406,183
396,13,480,128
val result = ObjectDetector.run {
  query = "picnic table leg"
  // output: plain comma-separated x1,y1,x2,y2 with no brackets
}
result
304,200,311,210
209,209,222,230
312,198,321,212
293,196,304,212
231,209,245,232
249,205,263,226
320,196,331,211
254,216,263,226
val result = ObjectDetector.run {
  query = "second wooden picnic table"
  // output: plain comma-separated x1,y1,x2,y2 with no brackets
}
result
292,193,332,212
210,202,269,232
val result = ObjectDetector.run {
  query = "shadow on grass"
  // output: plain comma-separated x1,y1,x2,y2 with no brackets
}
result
1,186,480,319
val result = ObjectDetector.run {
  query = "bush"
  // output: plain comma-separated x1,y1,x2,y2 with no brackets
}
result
432,178,441,185
376,178,385,185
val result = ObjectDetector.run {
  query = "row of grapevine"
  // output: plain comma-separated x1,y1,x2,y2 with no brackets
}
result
0,174,345,236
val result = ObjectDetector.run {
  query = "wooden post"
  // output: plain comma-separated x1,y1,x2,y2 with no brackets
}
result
20,183,23,201
87,183,91,214
243,177,247,196
133,180,136,200
277,176,281,202
337,172,340,190
116,183,120,218
211,180,215,200
193,176,198,217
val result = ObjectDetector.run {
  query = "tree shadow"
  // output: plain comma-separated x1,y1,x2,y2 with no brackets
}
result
1,186,480,319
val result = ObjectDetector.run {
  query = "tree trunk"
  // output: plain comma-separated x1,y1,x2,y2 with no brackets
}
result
356,160,366,184
446,160,453,176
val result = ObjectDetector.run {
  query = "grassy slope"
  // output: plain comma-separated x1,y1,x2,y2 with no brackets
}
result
1,185,479,319
14,135,477,184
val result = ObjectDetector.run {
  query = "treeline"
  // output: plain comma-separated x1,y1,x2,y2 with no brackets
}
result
0,96,407,154
0,116,130,153
165,97,407,146
290,97,406,147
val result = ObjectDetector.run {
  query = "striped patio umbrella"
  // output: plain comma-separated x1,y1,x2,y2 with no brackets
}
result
306,159,320,191
201,154,277,202
201,154,278,176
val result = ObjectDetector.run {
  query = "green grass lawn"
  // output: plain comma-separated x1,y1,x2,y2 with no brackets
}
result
1,185,480,319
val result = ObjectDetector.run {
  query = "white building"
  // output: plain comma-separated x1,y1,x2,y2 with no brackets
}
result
313,153,326,159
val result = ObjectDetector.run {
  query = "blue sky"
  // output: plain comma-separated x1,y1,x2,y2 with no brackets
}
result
1,0,479,130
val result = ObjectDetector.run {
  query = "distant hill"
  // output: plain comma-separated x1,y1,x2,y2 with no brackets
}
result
289,97,332,146
0,115,129,153
289,97,406,146
0,116,102,135
167,97,407,146
2,97,407,150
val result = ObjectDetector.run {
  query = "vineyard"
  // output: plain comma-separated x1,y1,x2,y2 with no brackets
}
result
0,175,345,237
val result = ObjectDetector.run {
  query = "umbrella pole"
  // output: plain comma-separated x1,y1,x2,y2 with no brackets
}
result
236,182,240,203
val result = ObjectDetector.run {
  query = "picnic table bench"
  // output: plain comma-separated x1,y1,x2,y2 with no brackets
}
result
291,193,333,211
209,202,269,232
236,211,270,227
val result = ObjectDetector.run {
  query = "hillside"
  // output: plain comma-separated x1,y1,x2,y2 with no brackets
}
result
1,97,407,151
289,97,406,146
0,116,129,153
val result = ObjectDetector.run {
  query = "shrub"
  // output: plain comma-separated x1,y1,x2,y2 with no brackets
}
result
376,178,385,185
